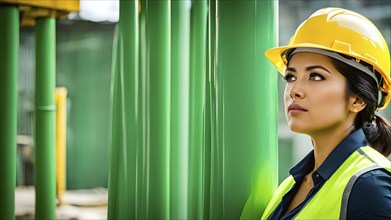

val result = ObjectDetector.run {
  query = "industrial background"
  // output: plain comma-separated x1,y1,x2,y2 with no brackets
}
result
0,0,390,219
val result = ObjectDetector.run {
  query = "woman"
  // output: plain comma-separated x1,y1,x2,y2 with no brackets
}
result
261,8,391,220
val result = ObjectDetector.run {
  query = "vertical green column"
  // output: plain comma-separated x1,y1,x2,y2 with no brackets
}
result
170,1,190,219
35,17,56,219
108,0,138,218
122,0,139,218
246,1,279,217
214,1,278,219
188,1,208,219
137,1,148,217
203,3,212,218
147,1,171,219
207,0,221,218
0,5,18,220
108,24,121,219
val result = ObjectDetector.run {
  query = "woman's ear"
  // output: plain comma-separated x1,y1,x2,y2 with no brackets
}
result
349,95,366,113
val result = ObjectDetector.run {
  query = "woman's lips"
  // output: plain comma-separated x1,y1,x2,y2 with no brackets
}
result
287,103,308,115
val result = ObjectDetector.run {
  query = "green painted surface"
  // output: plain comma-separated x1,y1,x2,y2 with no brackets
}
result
136,2,148,217
107,0,138,218
108,24,122,219
109,1,171,219
170,1,191,219
35,17,56,219
188,1,208,219
108,1,277,218
56,22,113,190
207,1,222,218
0,5,18,220
147,2,171,218
215,1,278,219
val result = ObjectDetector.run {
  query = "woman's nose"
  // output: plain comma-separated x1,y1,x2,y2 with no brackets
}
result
289,83,305,99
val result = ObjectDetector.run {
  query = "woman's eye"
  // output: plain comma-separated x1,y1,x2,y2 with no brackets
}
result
309,73,325,81
283,74,296,82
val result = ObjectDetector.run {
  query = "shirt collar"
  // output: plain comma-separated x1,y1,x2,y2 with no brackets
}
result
289,128,368,181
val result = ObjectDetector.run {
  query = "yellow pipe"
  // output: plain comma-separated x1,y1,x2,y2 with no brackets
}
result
55,87,67,205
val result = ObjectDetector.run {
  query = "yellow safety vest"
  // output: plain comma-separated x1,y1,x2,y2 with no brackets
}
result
261,146,391,220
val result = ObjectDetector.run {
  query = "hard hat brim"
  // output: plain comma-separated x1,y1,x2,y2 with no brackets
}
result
265,43,349,75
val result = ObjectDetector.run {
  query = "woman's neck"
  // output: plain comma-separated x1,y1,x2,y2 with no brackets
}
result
309,124,356,171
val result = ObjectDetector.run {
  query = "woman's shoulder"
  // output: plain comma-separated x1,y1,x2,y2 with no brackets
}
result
347,168,391,220
354,168,391,185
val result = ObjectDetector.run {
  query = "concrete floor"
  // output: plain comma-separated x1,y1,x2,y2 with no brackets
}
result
15,187,107,220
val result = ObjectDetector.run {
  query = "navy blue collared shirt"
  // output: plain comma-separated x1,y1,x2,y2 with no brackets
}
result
268,129,391,220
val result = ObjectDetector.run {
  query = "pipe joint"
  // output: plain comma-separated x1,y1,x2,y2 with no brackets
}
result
36,104,56,111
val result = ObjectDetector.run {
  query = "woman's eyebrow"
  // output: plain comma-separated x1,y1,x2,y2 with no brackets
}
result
286,67,296,73
306,65,331,74
286,65,331,74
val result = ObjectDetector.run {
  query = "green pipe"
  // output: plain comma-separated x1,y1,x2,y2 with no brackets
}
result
120,0,139,218
170,1,190,219
208,1,225,218
214,1,278,219
0,5,18,220
240,2,279,218
205,1,217,218
108,24,121,220
35,17,56,219
147,1,171,219
115,34,127,220
188,1,208,219
108,1,138,218
204,26,211,220
108,0,138,219
136,1,148,217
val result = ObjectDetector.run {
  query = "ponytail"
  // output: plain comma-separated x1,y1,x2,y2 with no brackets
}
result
362,114,391,157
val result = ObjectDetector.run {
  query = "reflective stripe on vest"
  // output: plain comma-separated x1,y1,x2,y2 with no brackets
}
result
261,146,391,220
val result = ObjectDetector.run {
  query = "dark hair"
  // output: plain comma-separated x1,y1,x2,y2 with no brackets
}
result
330,57,391,157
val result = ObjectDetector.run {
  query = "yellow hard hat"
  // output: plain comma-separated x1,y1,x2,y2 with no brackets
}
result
265,7,391,108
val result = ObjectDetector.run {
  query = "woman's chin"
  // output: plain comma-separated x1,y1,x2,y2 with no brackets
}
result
288,124,311,134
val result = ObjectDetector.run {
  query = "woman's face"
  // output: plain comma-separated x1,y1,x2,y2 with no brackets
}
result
284,52,351,135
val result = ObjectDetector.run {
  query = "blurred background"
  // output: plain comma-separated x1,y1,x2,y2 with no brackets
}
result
16,0,391,191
